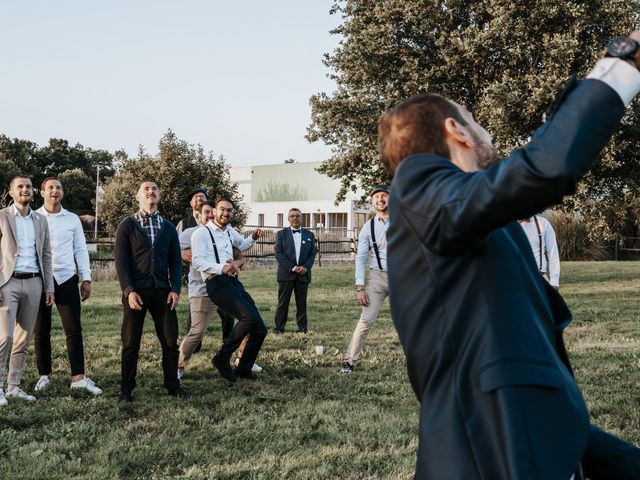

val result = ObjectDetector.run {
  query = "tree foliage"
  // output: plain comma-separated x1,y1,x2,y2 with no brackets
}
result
0,135,115,210
99,130,244,235
308,0,640,238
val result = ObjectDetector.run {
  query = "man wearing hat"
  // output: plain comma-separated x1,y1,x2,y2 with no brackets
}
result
340,184,390,374
177,188,208,234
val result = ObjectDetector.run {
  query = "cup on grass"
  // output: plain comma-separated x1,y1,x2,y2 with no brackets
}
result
315,345,324,356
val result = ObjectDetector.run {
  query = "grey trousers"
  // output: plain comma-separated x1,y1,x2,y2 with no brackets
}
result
344,269,388,365
0,276,43,387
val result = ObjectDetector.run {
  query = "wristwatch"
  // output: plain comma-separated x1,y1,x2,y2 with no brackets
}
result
605,37,640,69
356,286,365,292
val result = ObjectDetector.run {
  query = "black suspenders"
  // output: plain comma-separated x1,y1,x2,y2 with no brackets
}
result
370,218,384,270
205,227,232,265
533,216,544,273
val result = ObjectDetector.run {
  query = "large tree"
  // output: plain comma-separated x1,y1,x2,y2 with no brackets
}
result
308,0,640,240
99,130,244,235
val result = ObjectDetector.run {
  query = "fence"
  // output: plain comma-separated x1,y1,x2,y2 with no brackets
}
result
87,226,358,267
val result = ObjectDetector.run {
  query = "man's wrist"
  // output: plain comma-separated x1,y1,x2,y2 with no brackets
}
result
356,285,365,292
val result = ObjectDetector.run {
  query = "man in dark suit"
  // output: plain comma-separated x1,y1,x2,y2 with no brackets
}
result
115,180,184,401
273,208,316,333
380,35,640,479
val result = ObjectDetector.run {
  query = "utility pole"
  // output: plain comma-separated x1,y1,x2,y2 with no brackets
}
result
94,165,100,240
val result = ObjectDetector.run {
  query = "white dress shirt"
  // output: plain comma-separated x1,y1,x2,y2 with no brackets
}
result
587,57,640,106
355,215,389,286
191,221,255,280
179,227,207,298
13,204,39,273
519,216,560,287
291,226,302,265
37,206,91,284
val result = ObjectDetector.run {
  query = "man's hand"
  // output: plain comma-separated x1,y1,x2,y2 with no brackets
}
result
181,248,192,263
45,292,55,307
295,266,308,275
552,285,559,291
222,260,241,277
357,290,369,306
167,292,179,310
80,281,92,302
252,228,263,240
128,292,144,310
232,247,246,270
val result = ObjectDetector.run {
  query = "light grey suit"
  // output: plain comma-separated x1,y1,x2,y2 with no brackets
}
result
0,205,54,388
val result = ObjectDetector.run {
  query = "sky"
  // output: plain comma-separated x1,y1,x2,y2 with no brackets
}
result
0,1,340,167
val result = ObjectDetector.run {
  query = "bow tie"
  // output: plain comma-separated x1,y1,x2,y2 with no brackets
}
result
292,229,301,234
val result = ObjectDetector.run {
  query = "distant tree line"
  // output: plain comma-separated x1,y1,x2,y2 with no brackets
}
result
0,130,243,235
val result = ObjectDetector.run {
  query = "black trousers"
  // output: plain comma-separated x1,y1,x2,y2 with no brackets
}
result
34,275,85,376
274,278,309,332
121,288,180,393
205,275,267,374
582,424,640,479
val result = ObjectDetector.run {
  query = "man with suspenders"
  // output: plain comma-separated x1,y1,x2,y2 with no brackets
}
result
518,215,561,289
340,185,390,374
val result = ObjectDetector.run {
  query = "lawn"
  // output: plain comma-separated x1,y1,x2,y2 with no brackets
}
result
0,262,639,479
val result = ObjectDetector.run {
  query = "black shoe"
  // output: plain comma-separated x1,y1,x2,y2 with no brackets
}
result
273,328,284,334
297,328,308,334
234,369,258,380
193,341,202,354
168,387,189,398
119,391,133,402
212,353,236,382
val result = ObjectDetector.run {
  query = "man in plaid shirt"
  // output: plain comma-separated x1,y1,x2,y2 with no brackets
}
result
115,180,184,402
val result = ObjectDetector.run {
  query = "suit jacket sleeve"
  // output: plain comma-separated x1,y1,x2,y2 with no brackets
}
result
394,79,625,256
115,219,135,296
302,231,316,271
41,217,54,293
274,230,296,270
168,225,182,294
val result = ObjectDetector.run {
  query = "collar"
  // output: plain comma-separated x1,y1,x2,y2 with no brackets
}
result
12,204,33,219
39,205,68,216
375,215,389,224
138,209,159,219
208,221,228,233
290,226,302,232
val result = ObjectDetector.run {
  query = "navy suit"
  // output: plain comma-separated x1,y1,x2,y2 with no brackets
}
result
273,227,316,332
388,78,640,479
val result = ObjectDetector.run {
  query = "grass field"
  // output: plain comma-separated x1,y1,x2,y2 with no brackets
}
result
0,262,639,479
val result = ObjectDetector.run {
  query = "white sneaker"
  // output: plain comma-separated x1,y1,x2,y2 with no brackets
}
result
234,358,263,373
70,377,102,396
177,368,184,380
34,375,51,392
0,389,7,406
6,387,36,402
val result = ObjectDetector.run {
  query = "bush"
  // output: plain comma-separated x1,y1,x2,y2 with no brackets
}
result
546,211,609,261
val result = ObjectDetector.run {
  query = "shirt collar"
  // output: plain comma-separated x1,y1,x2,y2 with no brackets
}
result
12,204,33,219
39,205,68,216
208,221,227,233
375,215,389,224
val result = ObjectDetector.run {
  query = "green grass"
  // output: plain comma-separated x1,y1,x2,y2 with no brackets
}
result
0,262,639,479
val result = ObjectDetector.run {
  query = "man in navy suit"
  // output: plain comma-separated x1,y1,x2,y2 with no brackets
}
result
273,208,317,333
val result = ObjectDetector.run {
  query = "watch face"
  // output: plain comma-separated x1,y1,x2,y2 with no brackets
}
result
608,37,637,57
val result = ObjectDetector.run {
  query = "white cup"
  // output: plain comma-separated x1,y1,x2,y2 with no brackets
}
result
315,345,324,356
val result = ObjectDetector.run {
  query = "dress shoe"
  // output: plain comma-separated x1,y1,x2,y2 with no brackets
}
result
297,328,308,334
273,328,284,334
234,369,258,380
212,353,236,382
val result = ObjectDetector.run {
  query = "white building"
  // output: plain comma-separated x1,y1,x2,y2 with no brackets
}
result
231,161,370,231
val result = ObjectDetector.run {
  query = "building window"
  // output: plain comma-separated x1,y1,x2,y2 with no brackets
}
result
328,213,347,228
313,213,326,228
258,214,264,226
301,213,311,228
277,213,283,227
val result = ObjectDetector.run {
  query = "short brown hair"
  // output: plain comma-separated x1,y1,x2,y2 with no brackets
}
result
9,175,31,189
41,177,62,191
378,93,467,171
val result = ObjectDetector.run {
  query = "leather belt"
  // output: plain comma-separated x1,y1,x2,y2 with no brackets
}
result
12,272,40,279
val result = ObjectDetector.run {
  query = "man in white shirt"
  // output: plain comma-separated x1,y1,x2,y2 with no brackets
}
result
518,215,561,289
191,198,265,382
0,176,54,405
340,185,390,374
34,177,102,395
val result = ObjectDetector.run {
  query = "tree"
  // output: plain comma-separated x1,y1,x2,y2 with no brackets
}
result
99,130,244,235
57,169,96,212
308,0,640,239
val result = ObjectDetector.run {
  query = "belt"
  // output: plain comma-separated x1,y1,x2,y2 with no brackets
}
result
12,272,40,279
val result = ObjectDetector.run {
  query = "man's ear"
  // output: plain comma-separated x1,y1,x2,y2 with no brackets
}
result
444,118,474,149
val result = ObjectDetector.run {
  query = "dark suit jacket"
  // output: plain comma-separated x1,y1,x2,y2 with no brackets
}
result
274,227,316,283
388,79,625,479
0,206,54,293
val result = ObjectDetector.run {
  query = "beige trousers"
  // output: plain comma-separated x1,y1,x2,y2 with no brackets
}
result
0,276,43,387
344,269,389,365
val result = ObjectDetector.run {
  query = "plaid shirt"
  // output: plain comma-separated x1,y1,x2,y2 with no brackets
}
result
135,210,163,245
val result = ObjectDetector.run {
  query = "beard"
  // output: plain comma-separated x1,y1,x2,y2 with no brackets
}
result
471,131,501,170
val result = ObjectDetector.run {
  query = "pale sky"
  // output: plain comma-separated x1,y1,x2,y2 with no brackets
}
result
0,1,340,166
